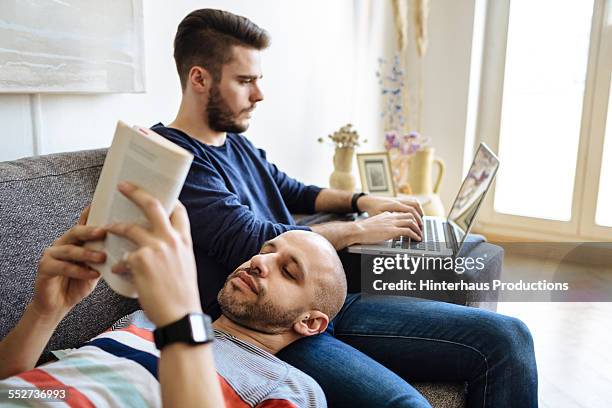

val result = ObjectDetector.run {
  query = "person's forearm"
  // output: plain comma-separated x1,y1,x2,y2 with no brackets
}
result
159,343,224,408
311,221,362,250
0,304,64,379
314,188,355,213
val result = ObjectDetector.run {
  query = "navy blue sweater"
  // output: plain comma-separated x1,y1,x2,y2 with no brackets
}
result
151,124,322,317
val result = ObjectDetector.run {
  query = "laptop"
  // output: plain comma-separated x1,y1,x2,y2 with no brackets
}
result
348,143,499,258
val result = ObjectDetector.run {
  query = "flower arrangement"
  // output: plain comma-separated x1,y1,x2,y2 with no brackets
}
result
317,124,367,149
377,55,430,154
384,130,429,156
376,54,405,131
317,124,366,191
377,55,430,192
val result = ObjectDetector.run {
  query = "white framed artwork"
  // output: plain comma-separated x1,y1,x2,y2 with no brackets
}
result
0,0,145,93
357,152,397,197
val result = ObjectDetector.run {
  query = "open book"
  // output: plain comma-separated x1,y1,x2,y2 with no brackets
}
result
86,121,193,298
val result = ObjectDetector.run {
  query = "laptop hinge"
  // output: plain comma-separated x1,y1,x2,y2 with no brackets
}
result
445,222,460,256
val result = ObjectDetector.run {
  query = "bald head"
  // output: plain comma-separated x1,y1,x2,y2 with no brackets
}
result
218,230,347,334
283,231,347,321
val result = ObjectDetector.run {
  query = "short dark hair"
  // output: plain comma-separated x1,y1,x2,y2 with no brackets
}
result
173,9,270,89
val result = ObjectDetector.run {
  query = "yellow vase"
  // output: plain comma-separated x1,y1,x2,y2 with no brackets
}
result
408,147,446,216
329,146,356,191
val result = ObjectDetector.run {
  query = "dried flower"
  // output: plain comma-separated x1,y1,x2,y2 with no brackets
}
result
378,56,431,157
318,124,367,149
377,54,406,131
385,130,428,157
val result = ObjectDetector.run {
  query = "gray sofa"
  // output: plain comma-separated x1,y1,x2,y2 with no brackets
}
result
0,149,504,408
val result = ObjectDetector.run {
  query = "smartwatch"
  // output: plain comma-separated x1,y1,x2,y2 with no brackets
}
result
153,313,214,350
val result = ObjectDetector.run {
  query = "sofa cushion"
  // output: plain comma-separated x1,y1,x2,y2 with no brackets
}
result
0,149,138,363
0,149,475,407
414,383,465,407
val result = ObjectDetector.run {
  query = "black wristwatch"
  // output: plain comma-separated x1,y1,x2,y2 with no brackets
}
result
351,192,367,214
153,313,214,350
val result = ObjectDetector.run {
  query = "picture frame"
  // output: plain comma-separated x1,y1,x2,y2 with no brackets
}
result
356,152,396,196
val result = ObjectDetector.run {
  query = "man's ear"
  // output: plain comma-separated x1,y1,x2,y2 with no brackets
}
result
188,66,211,93
292,311,329,337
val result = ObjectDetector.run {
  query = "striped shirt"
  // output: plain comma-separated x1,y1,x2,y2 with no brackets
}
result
0,311,326,407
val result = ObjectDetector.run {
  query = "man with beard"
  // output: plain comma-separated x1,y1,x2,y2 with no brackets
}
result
151,8,538,408
0,183,345,408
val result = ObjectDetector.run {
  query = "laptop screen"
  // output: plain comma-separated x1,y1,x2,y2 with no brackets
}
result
447,143,499,248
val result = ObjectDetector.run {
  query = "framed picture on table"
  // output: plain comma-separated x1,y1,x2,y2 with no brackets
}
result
356,152,396,196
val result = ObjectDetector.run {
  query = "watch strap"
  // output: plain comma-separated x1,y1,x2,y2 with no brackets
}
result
351,192,367,214
153,313,214,350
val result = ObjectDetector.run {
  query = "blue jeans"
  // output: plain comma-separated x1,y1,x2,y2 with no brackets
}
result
277,294,538,407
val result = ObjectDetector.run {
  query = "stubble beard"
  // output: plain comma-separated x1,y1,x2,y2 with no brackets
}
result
207,83,250,134
217,273,303,334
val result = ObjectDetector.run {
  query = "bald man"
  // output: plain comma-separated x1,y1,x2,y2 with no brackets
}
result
0,185,346,408
216,230,346,343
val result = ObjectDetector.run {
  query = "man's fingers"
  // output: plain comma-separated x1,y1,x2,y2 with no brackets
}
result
41,258,101,280
55,225,106,245
45,245,106,264
386,203,423,226
396,227,421,241
169,201,191,244
117,182,172,234
394,218,422,240
390,211,420,224
111,260,132,276
399,199,424,216
106,222,155,247
401,205,423,226
78,205,91,225
394,216,419,228
112,248,153,279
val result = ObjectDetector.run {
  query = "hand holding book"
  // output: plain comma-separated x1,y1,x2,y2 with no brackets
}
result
85,121,194,298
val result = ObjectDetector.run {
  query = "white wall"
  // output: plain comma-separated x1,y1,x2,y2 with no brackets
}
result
0,95,34,159
0,0,387,188
0,0,477,207
420,0,477,208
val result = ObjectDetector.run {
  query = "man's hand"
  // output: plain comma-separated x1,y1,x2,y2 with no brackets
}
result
311,190,425,249
31,207,106,320
357,195,424,226
354,211,422,242
107,182,202,328
311,210,422,250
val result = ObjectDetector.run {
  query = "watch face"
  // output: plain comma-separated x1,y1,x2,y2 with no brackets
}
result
189,314,208,342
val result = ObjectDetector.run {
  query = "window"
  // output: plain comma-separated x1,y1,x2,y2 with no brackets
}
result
474,0,611,240
595,79,612,227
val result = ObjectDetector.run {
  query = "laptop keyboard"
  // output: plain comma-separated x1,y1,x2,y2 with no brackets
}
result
391,219,443,252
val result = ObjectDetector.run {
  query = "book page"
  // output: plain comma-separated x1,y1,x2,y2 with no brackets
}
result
86,121,193,297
